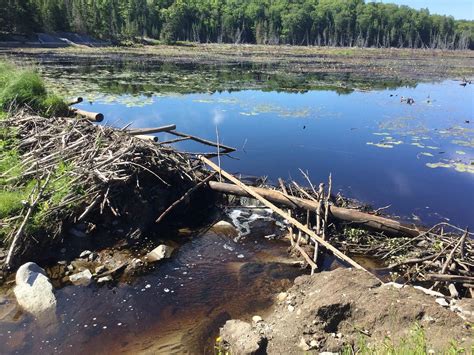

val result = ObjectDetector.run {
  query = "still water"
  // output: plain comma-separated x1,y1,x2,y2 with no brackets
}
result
73,79,474,228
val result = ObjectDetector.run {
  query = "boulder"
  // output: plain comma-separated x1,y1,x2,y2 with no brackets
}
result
145,245,174,262
210,220,239,238
220,319,265,354
69,269,93,286
14,262,56,318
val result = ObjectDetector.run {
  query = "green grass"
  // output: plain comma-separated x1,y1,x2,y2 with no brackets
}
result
342,323,469,354
0,60,72,242
0,61,68,116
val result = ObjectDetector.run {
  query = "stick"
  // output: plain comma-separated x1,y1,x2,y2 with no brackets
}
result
169,130,236,152
127,125,177,135
279,178,294,246
200,156,368,272
426,274,474,283
5,173,52,268
155,173,217,223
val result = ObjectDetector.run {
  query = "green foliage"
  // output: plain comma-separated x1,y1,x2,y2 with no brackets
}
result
0,61,67,116
0,0,472,49
342,323,468,354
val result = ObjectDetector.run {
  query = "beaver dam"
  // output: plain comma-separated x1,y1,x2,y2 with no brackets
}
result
0,100,473,353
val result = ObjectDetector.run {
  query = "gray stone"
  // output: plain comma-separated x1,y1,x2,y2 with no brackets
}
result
69,269,93,286
14,262,57,318
220,319,265,355
97,275,113,283
145,245,174,262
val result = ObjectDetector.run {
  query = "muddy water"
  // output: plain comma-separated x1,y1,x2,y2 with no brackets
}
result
0,212,305,354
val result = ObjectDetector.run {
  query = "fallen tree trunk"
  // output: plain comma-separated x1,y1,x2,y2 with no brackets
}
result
208,181,420,238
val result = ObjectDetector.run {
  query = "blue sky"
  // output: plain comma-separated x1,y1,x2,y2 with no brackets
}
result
369,0,474,20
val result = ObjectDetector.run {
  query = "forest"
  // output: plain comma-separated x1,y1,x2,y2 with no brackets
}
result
1,0,473,49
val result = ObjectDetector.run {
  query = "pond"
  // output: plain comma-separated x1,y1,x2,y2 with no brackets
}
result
46,61,474,229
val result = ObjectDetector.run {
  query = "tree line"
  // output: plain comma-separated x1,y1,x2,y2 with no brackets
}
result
1,0,473,49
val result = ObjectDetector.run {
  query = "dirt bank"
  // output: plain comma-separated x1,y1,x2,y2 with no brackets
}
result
219,268,473,354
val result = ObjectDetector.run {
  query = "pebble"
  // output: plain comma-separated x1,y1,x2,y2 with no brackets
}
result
277,292,288,302
97,276,113,283
252,315,263,324
287,305,295,312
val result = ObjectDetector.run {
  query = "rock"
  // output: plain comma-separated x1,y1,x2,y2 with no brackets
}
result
252,315,263,324
210,220,239,238
220,319,265,355
298,337,310,351
288,305,295,312
69,269,93,286
435,298,449,307
277,292,288,302
145,245,174,262
97,275,113,283
14,262,56,318
79,250,92,258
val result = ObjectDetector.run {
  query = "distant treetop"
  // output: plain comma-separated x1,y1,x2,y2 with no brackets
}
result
1,0,472,49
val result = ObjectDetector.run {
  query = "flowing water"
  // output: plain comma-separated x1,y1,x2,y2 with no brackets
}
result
0,57,473,354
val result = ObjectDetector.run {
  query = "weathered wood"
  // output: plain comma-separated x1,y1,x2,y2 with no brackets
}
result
208,181,420,238
127,125,177,135
200,156,368,272
71,108,104,122
169,130,236,152
135,134,159,142
426,274,474,283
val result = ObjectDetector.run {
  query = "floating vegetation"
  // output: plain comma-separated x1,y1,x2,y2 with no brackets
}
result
426,161,474,174
367,142,394,149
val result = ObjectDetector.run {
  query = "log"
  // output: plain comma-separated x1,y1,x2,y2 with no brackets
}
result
200,156,368,272
127,125,177,135
68,97,83,105
208,181,420,238
426,274,474,283
71,108,104,122
135,134,159,142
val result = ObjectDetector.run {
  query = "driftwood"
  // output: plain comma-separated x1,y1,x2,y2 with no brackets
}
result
70,108,104,122
207,181,420,238
200,156,369,273
127,125,177,135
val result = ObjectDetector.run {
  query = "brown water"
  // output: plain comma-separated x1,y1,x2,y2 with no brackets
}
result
0,212,305,354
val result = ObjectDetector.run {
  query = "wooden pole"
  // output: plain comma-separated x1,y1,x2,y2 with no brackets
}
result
200,156,368,272
135,134,159,142
208,181,420,238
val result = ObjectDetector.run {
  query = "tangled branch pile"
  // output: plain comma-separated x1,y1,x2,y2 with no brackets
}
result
272,174,473,297
0,111,203,268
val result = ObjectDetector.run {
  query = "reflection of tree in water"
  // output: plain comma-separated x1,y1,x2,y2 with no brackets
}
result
40,59,417,99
